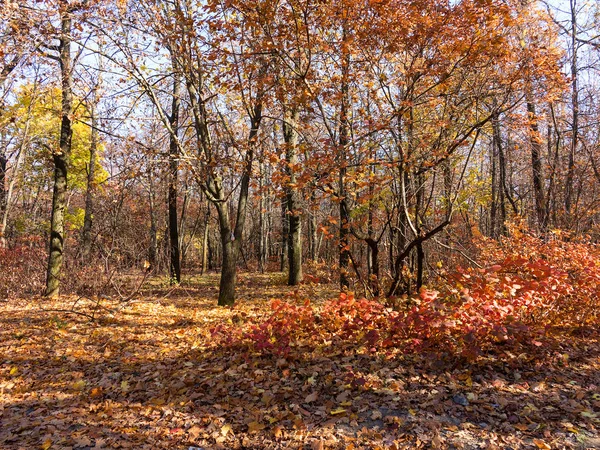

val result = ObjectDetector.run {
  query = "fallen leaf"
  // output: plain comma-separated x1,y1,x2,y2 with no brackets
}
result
248,421,265,433
311,439,324,450
188,425,203,440
72,379,86,391
305,392,318,403
221,424,231,436
533,438,551,449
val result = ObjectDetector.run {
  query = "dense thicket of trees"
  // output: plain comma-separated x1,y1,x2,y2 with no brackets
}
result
1,0,599,303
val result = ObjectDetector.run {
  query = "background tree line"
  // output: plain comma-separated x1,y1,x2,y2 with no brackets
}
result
0,0,599,304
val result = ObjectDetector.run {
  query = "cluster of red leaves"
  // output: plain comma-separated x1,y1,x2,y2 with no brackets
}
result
213,230,600,359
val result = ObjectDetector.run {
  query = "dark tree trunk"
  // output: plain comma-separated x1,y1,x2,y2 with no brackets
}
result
338,35,350,290
148,176,158,270
280,199,288,271
0,152,6,248
168,73,182,283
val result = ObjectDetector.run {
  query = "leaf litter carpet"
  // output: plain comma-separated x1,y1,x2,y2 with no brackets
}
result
1,274,599,449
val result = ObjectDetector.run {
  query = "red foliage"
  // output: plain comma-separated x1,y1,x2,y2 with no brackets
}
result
212,227,600,359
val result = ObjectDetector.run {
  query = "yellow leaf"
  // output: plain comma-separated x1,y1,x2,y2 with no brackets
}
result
41,438,52,450
72,379,86,391
121,380,130,392
221,424,231,436
9,367,18,376
330,408,346,415
340,401,352,406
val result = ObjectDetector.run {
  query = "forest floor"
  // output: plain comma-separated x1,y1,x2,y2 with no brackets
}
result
1,272,599,450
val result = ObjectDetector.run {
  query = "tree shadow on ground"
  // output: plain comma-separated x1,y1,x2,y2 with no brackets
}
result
1,280,599,449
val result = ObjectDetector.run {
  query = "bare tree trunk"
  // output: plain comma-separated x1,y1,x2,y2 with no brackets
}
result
0,151,6,248
148,174,158,270
216,201,236,305
338,35,350,290
81,93,98,259
45,8,73,297
565,0,578,218
258,160,266,273
308,191,318,262
280,199,288,271
201,199,210,275
526,100,547,232
215,102,263,305
283,108,303,285
168,73,181,283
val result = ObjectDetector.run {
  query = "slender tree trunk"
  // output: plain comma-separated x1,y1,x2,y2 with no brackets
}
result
565,0,578,218
148,176,158,270
338,35,350,290
308,191,318,262
258,160,266,273
168,73,181,283
283,108,303,285
201,198,210,275
280,199,288,271
81,94,98,259
45,9,73,297
490,131,498,237
0,151,7,248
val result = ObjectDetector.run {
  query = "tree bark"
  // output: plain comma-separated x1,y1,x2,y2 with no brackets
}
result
338,34,350,290
526,101,547,232
168,73,182,283
201,198,210,275
81,93,98,259
148,174,158,270
45,8,72,297
283,108,303,285
0,151,7,248
565,0,578,218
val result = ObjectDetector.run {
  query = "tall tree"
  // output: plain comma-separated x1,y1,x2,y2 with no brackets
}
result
44,1,74,297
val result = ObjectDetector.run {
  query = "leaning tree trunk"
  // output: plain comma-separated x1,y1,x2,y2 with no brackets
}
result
45,9,73,297
283,108,303,285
